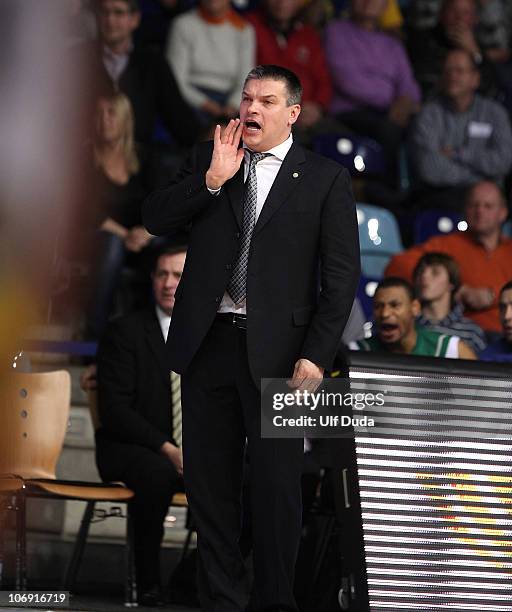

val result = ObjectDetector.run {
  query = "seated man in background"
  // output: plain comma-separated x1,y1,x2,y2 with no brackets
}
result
410,48,512,210
413,252,487,352
349,277,476,358
79,0,199,150
408,0,508,99
94,245,186,606
479,280,512,362
386,180,512,334
246,0,333,137
325,0,420,175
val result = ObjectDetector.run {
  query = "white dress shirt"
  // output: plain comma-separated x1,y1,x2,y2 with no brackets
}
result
156,305,171,341
102,44,131,84
218,133,294,314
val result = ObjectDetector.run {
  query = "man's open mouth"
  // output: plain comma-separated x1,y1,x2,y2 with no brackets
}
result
245,120,262,131
379,323,399,333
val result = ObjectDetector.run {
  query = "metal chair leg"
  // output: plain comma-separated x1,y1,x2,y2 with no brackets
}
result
124,502,137,607
0,496,7,589
63,501,95,592
310,515,336,589
15,492,27,590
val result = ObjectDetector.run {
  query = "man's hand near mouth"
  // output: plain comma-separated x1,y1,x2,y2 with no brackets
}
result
205,118,245,191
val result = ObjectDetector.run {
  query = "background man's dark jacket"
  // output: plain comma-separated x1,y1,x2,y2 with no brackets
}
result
97,307,176,450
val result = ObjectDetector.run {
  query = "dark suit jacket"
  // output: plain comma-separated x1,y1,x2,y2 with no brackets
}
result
143,140,360,384
97,308,176,451
78,42,199,147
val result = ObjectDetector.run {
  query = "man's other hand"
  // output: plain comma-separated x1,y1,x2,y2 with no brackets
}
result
288,358,324,393
161,441,184,475
80,364,97,392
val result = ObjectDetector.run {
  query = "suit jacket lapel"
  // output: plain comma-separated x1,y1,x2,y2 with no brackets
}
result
225,165,245,228
144,309,171,385
253,142,306,237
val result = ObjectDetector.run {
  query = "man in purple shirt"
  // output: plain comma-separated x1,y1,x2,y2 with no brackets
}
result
325,0,421,179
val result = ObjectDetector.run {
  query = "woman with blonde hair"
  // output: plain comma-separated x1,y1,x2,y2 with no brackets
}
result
86,91,157,338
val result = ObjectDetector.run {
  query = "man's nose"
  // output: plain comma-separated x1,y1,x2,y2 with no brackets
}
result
504,304,512,321
380,305,392,318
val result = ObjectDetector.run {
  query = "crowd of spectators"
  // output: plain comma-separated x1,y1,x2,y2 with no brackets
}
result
66,0,512,364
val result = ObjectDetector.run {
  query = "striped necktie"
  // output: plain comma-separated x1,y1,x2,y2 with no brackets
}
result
170,371,182,447
227,151,270,304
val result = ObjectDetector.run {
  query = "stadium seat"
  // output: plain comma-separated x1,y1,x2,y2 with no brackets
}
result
502,220,512,237
413,209,465,244
357,275,380,321
312,133,386,177
357,203,403,278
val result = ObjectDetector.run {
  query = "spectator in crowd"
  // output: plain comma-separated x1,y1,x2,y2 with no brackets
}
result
165,0,255,129
80,0,199,149
324,0,421,176
85,92,164,339
349,277,476,358
407,0,507,98
94,245,187,606
410,49,512,209
386,180,512,333
408,0,509,52
479,280,512,361
246,0,332,134
413,252,487,352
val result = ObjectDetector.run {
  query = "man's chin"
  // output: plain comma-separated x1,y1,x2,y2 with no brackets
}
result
159,301,174,314
242,130,263,148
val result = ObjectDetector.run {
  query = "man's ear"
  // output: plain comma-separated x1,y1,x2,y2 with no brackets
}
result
288,104,301,126
130,11,141,32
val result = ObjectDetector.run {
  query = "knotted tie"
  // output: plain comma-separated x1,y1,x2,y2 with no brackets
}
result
227,151,270,304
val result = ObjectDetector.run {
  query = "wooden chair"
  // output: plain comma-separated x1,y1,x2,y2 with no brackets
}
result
64,388,192,605
0,371,135,598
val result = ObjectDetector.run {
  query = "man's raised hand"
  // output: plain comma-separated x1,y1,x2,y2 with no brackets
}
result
205,119,245,191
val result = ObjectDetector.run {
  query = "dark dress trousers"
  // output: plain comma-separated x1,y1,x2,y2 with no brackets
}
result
96,308,183,591
143,140,360,611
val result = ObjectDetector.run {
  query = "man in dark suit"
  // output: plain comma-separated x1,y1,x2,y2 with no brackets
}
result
143,65,360,612
95,245,186,606
78,0,198,148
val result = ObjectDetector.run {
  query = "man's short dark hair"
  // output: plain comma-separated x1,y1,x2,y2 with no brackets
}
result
465,180,507,208
500,280,512,296
96,0,140,12
152,245,187,272
375,277,415,301
413,252,461,295
244,65,303,106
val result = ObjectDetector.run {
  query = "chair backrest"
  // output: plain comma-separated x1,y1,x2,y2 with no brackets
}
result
357,203,403,278
312,133,386,177
502,219,512,238
1,371,71,479
357,275,380,321
413,209,464,244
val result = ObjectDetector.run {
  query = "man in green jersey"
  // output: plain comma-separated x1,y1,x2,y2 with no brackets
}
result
350,277,476,359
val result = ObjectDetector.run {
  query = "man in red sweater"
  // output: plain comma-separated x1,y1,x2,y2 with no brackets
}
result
386,181,512,333
247,0,332,132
